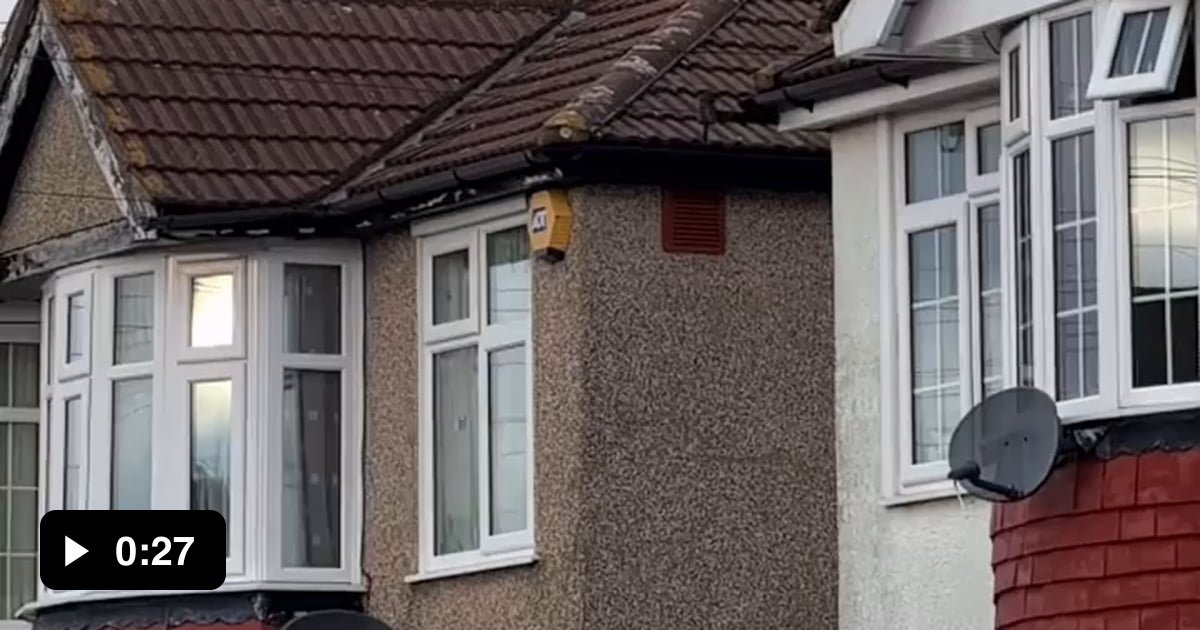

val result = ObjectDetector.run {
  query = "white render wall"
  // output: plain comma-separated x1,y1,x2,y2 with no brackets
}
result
832,117,995,630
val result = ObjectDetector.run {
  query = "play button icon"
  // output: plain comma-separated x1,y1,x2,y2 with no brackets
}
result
64,536,87,567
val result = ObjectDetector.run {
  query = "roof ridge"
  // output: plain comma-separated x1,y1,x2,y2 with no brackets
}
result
536,0,744,146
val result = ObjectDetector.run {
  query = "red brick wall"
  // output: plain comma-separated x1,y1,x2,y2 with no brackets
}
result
992,451,1200,629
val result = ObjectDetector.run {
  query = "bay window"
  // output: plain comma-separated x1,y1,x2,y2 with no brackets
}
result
887,0,1200,499
417,209,534,579
40,243,363,604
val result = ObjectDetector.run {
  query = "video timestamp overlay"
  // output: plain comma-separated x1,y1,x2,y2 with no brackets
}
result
40,510,227,591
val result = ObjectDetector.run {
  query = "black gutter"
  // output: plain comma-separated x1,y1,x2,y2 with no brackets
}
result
751,59,981,112
152,142,831,235
330,151,546,215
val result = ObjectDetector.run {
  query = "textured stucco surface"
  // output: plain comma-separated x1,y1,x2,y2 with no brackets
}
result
0,80,125,254
363,185,836,629
832,119,993,630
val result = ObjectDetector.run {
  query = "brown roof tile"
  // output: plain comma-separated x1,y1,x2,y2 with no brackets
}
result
18,0,828,210
45,0,562,208
351,0,828,195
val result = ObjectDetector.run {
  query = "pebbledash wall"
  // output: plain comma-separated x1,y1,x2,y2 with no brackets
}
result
831,119,995,630
362,185,838,630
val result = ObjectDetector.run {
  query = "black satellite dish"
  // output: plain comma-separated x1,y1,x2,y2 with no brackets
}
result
947,387,1062,502
282,611,393,630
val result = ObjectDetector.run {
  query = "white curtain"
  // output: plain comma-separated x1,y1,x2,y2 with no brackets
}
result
434,347,478,555
282,370,341,568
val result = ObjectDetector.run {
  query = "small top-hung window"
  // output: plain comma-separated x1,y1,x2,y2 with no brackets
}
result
1089,0,1191,99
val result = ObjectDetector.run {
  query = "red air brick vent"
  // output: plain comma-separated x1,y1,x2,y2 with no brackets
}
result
662,188,725,255
992,451,1200,629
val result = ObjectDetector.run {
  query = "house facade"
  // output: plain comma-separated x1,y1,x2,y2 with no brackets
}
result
0,0,840,629
758,0,1200,627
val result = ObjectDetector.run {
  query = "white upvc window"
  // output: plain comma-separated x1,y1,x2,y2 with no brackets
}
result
882,0,1200,502
0,323,42,625
1089,0,1191,99
38,242,364,606
417,209,534,579
892,106,1005,494
1002,22,1032,144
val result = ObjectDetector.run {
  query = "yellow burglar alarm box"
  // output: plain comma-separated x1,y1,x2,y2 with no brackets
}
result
529,189,572,262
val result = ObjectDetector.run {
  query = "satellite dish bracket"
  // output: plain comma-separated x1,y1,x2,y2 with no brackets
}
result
947,460,1022,500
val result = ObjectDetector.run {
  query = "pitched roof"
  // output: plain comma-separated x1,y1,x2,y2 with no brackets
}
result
349,0,827,195
9,0,829,213
44,0,563,209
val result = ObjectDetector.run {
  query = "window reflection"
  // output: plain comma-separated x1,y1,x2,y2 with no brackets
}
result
191,379,232,547
190,274,234,348
1129,115,1198,387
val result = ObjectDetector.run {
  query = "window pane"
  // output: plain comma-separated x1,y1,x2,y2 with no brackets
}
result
1129,116,1198,387
1009,47,1022,122
487,228,531,325
905,123,965,203
909,225,959,465
1014,151,1035,387
489,346,527,536
12,424,35,487
1134,299,1168,386
1053,133,1099,401
191,380,231,543
282,370,341,568
0,345,10,408
1172,296,1199,382
1051,13,1094,119
64,396,83,509
979,204,1004,398
10,557,33,617
1112,10,1171,77
1139,9,1171,74
10,490,34,553
432,250,470,325
978,123,1001,175
66,292,85,363
940,123,966,196
285,265,341,355
112,378,152,510
11,345,36,409
190,274,234,348
115,273,154,364
433,346,478,555
913,388,958,464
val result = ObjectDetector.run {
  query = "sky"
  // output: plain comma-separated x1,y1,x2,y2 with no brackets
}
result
0,0,15,37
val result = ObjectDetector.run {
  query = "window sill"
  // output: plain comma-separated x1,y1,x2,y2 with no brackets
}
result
881,481,983,507
404,551,538,584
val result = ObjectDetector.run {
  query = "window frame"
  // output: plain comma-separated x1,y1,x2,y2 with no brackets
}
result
261,247,363,585
90,261,165,513
1003,22,1032,145
416,211,536,579
1088,0,1191,99
891,105,1008,496
53,273,91,383
1114,97,1200,407
169,256,247,364
0,323,43,626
